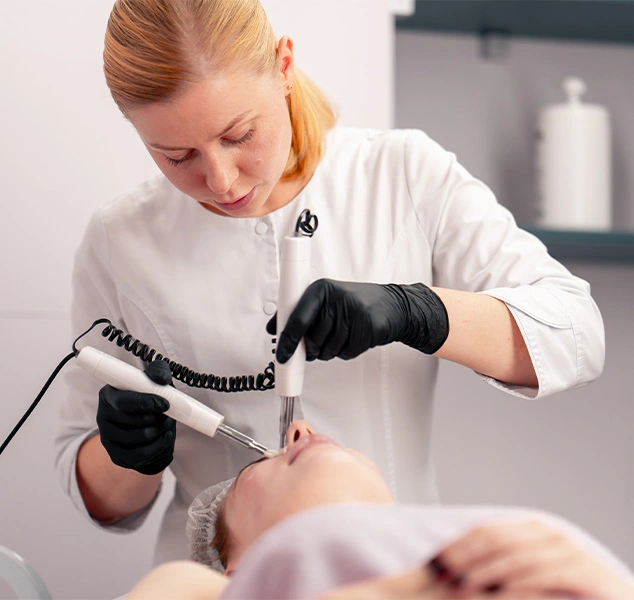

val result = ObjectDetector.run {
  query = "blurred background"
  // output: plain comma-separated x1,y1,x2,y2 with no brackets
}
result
0,1,632,598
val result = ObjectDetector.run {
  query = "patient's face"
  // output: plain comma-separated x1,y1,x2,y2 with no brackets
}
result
223,421,393,561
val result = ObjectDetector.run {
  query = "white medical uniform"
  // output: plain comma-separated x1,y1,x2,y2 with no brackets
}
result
55,127,605,564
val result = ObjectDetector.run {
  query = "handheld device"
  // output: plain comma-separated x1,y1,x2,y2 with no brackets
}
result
76,346,277,458
276,231,312,449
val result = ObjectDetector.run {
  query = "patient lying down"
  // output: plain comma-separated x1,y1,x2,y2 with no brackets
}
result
128,421,634,599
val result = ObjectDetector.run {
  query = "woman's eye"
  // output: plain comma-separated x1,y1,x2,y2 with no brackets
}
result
165,151,194,167
164,130,253,167
225,129,254,146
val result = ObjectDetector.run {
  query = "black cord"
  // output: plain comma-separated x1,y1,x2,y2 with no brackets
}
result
295,208,318,237
0,351,75,457
0,320,103,457
72,317,112,355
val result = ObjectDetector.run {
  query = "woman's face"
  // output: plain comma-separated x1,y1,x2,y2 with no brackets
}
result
127,40,299,218
223,421,393,567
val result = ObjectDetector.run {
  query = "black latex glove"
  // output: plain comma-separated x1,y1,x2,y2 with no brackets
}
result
96,359,176,476
267,279,449,363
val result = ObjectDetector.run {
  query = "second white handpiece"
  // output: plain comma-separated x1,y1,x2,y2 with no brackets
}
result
276,234,311,398
277,233,312,449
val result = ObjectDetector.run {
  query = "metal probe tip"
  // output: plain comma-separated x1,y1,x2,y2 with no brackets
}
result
279,396,298,449
217,423,277,458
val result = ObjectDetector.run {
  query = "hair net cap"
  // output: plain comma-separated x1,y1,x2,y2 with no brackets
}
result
187,477,235,573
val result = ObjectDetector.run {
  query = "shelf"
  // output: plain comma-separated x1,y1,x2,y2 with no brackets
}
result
522,227,634,264
396,1,634,46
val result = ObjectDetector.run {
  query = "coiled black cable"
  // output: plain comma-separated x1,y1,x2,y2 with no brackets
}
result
99,321,275,392
295,208,318,237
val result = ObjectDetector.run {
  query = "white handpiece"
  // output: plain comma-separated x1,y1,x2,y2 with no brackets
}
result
276,234,311,449
276,234,311,397
76,346,223,438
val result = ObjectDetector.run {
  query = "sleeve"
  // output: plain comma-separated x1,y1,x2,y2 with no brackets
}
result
403,129,605,399
54,211,160,532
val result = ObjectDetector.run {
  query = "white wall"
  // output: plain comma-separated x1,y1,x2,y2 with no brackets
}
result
394,30,634,566
0,2,394,599
1,3,163,599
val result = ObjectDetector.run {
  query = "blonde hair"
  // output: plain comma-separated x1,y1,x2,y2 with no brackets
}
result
103,0,336,181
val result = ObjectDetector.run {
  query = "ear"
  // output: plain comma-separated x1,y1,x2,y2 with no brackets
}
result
223,543,244,578
276,36,295,94
224,558,238,577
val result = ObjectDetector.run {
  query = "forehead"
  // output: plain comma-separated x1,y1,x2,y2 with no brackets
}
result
173,67,275,111
129,69,277,141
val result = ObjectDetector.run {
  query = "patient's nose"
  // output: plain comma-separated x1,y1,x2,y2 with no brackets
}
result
287,420,314,446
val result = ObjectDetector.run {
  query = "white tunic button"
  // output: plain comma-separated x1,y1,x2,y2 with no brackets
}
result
264,302,277,315
255,222,268,235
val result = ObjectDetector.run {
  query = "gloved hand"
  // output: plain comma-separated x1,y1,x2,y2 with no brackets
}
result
267,279,449,363
96,359,176,475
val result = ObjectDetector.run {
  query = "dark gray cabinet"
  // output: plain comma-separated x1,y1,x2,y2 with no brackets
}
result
396,1,634,46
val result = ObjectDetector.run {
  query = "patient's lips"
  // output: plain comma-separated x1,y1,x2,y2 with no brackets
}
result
287,434,341,465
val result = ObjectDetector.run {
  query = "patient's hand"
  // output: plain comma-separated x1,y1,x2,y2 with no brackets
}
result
311,565,571,599
428,519,634,599
313,519,634,600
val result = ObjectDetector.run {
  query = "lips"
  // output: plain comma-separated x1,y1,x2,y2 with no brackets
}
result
225,191,249,204
286,434,341,465
215,188,255,213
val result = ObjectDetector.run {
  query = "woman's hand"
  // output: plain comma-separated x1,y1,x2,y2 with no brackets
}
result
427,519,634,599
312,517,634,600
97,359,176,475
311,563,569,600
267,279,449,363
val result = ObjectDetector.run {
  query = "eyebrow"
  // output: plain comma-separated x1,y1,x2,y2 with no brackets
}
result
148,110,253,151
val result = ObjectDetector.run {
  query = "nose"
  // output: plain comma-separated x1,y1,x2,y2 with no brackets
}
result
202,150,238,195
286,420,314,447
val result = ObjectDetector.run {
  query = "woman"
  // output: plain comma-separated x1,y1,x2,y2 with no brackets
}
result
55,0,604,565
125,421,633,600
